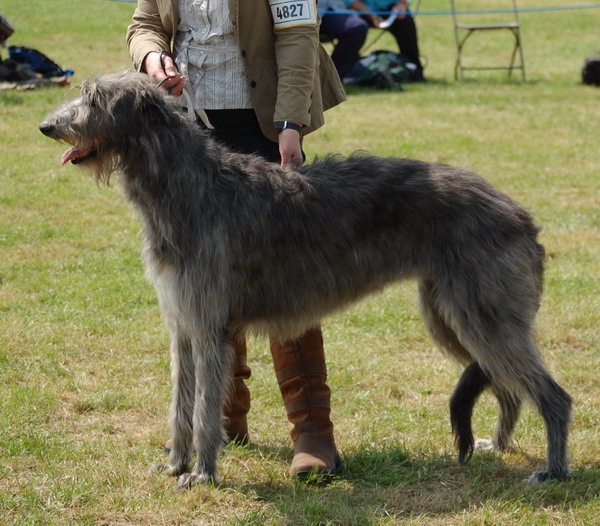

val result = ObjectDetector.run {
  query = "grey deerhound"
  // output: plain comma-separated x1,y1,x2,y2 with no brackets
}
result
40,71,571,488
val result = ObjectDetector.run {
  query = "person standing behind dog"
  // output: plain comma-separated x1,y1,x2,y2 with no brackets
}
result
127,0,346,480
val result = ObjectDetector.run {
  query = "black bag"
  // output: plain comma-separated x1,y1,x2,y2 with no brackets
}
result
8,45,73,78
0,56,38,82
582,56,600,86
345,51,416,90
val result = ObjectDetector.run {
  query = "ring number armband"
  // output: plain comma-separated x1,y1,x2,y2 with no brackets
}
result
274,120,303,133
269,0,318,30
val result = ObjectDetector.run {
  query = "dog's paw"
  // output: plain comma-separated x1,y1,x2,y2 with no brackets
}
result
150,463,186,477
524,468,572,484
176,471,220,490
525,471,552,484
474,438,496,451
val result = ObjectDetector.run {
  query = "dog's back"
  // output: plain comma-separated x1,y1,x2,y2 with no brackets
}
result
222,153,544,341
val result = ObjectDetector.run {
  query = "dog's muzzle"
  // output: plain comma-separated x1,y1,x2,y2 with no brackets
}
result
39,121,56,138
39,121,97,165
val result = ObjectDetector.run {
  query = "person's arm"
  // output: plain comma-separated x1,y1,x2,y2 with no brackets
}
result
392,0,408,20
348,1,379,27
269,2,321,167
127,0,185,95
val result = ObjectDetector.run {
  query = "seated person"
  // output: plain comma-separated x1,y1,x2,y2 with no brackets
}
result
319,0,369,82
348,0,425,81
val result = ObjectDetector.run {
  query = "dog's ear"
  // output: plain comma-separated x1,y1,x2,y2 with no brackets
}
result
133,82,181,127
79,75,126,114
79,78,100,107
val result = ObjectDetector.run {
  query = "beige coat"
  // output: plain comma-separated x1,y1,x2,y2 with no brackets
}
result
127,0,346,141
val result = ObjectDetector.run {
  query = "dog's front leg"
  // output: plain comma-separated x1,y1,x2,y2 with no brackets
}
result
152,331,194,477
176,332,231,489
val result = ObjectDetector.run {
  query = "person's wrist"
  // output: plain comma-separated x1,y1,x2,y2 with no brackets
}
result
144,50,160,63
274,120,303,133
143,51,162,73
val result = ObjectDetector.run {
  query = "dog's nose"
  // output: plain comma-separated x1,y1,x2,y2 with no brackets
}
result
39,122,55,137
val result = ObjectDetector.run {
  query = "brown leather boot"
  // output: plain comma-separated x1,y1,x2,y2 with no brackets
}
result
165,336,250,452
224,336,251,444
270,327,341,480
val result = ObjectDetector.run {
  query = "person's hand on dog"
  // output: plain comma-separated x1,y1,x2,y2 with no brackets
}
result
278,128,303,169
144,51,186,96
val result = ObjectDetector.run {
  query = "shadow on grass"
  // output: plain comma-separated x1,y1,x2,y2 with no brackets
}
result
342,77,451,96
226,443,600,523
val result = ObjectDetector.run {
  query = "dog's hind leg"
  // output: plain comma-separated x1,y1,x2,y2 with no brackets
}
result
475,386,523,454
153,331,195,477
419,278,569,480
177,330,234,489
448,363,524,463
455,302,572,481
419,280,474,367
449,362,490,464
474,339,571,482
420,281,490,462
523,371,572,482
421,274,571,482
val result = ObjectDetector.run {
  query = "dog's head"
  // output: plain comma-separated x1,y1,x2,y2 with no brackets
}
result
39,70,182,183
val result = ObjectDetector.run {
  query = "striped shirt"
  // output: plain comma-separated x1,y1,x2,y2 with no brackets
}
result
174,0,252,110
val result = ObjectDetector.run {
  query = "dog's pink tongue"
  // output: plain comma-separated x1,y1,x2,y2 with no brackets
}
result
61,146,84,165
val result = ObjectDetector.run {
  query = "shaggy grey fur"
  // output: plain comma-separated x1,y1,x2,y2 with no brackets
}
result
40,71,571,488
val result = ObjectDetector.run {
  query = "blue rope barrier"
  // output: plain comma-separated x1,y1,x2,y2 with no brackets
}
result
318,4,600,16
108,0,600,12
107,0,600,17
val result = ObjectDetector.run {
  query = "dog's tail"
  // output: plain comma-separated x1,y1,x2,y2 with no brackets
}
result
450,362,492,464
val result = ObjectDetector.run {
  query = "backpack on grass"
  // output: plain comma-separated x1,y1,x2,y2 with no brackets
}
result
8,45,73,78
344,50,419,90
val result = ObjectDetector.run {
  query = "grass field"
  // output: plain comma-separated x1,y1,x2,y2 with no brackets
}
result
1,0,599,524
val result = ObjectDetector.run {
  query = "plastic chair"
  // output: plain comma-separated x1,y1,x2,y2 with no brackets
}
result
450,0,526,81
